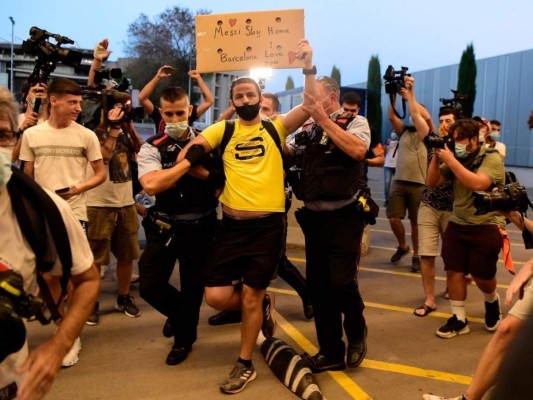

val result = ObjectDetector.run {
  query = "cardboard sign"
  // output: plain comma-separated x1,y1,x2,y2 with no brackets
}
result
195,9,305,73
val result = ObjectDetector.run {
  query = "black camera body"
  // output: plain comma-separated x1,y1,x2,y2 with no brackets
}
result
439,90,467,119
473,183,531,215
424,133,455,153
383,65,411,95
0,270,50,363
21,27,84,112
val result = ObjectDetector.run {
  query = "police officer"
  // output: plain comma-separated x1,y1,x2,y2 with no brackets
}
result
286,76,371,372
137,86,221,366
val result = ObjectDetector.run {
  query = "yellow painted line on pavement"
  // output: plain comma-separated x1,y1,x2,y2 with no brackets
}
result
275,312,372,400
287,256,514,289
360,359,472,385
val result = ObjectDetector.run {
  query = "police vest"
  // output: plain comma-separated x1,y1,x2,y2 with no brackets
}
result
291,114,366,202
147,132,218,215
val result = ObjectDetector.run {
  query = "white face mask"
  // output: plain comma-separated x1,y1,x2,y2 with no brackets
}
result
165,121,189,140
0,147,13,194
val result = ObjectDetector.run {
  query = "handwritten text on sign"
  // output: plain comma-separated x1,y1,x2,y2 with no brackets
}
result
195,9,305,73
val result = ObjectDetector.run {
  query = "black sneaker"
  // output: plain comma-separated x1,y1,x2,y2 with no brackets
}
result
347,325,368,368
261,292,276,338
303,303,314,320
86,302,99,326
391,245,410,263
115,295,141,318
219,362,257,394
436,315,470,339
411,257,421,273
485,295,502,332
208,310,242,326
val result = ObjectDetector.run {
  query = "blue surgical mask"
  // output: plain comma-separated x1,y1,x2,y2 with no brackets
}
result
489,132,500,141
454,143,470,159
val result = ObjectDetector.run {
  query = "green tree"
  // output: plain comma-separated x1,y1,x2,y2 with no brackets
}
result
331,65,341,86
123,7,210,104
366,55,383,137
285,76,295,90
457,43,477,118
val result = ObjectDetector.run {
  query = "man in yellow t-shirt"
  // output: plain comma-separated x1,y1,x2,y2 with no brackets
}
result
178,39,315,394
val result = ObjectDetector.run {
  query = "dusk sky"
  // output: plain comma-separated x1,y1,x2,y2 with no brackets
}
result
2,0,532,93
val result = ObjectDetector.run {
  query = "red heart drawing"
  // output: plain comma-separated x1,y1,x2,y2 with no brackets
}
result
288,51,297,64
229,18,237,27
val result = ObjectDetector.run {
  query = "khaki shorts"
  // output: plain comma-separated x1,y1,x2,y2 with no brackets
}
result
509,282,533,321
386,180,424,222
417,203,452,257
87,205,140,265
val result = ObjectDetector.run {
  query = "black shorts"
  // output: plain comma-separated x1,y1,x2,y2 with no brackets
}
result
441,221,502,280
204,213,284,290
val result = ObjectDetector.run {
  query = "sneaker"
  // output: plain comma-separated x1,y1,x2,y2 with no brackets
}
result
411,256,421,273
115,294,141,318
347,325,368,368
62,336,81,368
219,362,257,394
302,352,346,373
86,302,99,326
422,395,466,400
261,292,276,338
436,315,470,339
391,245,410,263
485,294,502,332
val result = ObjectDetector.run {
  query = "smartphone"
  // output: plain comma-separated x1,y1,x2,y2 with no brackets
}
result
55,187,70,194
163,67,179,75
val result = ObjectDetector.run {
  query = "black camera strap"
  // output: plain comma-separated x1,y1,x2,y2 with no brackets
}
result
390,94,407,119
7,168,73,324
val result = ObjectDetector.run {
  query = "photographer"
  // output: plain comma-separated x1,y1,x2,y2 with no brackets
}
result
386,76,430,272
0,86,99,400
427,119,506,339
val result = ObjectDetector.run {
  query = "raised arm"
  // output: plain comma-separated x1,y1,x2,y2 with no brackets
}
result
88,39,111,86
388,94,405,134
400,76,430,140
281,39,314,133
138,66,174,115
189,70,214,118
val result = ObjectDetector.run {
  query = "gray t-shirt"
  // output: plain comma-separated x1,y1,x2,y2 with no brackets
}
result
394,126,427,185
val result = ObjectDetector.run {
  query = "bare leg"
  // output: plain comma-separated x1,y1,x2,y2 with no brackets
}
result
116,259,134,296
389,217,408,249
447,270,467,301
472,276,497,295
414,256,436,314
239,285,265,360
465,315,523,400
410,220,419,257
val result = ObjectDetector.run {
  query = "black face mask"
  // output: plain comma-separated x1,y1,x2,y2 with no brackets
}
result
234,103,260,121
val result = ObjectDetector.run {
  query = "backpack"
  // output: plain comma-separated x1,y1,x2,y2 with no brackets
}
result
6,168,73,323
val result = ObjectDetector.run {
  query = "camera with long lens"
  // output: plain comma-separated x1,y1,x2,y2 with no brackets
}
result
439,90,467,119
0,270,50,363
424,133,455,153
21,27,83,112
473,183,532,215
383,65,411,95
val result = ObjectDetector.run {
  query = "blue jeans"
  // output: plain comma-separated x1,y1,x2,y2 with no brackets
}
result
384,167,396,203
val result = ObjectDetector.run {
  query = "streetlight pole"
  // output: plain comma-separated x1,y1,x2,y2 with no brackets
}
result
9,17,15,93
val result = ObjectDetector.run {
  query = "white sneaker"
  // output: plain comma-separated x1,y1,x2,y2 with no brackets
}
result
422,395,465,400
62,336,81,367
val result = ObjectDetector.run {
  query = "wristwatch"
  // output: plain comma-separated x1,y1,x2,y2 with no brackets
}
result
302,65,317,75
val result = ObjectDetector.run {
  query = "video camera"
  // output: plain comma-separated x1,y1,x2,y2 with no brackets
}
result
21,27,83,112
0,270,50,363
439,90,467,119
384,65,411,119
383,65,411,95
424,133,455,153
473,183,532,216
